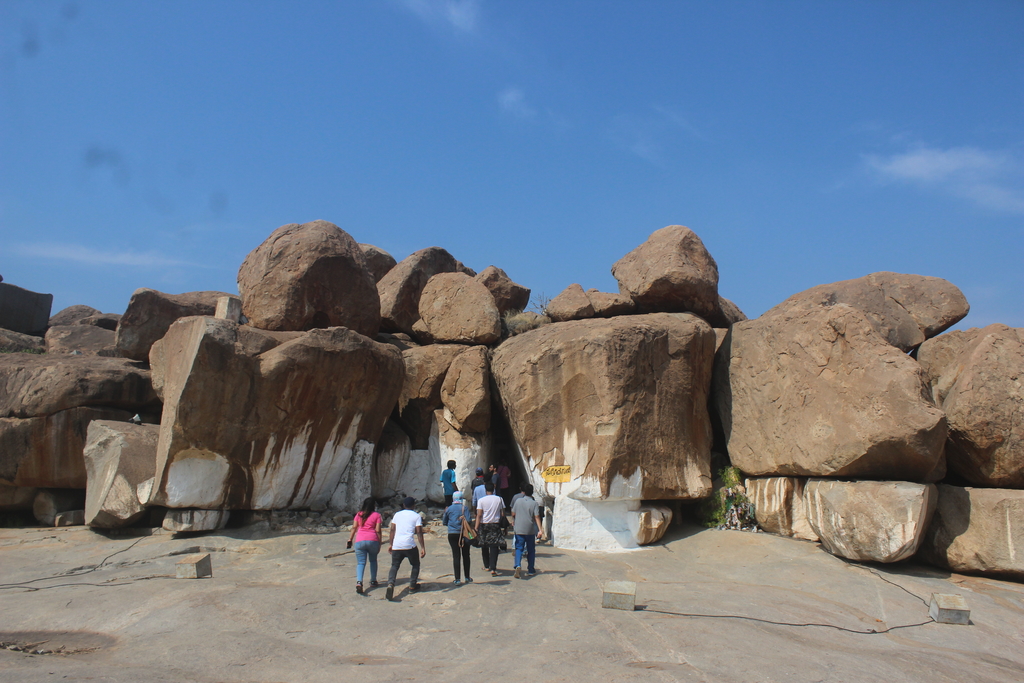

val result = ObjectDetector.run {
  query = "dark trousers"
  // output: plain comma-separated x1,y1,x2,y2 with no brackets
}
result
447,533,471,581
387,548,420,586
482,544,500,572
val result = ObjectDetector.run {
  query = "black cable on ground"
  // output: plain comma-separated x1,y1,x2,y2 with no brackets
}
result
636,607,934,634
0,537,146,589
862,567,932,607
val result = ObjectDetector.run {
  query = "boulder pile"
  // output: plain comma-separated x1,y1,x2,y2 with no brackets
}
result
1,220,1021,581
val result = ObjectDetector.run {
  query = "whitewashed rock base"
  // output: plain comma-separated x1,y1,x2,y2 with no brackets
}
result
162,509,230,532
551,496,640,551
745,477,818,541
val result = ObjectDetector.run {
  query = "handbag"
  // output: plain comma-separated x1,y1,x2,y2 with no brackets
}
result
461,515,480,547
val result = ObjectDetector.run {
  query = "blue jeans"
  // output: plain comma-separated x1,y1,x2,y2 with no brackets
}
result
354,540,380,583
514,534,536,573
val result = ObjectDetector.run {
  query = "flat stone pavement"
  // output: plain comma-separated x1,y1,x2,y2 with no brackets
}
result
1,521,1023,683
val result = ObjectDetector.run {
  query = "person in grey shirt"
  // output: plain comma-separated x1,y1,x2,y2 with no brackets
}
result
510,484,545,578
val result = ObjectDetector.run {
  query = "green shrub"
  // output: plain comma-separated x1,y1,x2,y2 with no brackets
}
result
696,466,757,530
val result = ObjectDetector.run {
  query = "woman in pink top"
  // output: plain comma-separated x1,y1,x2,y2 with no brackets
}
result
347,497,382,594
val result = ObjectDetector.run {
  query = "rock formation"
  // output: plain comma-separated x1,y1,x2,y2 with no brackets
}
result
917,325,1024,488
116,288,232,361
418,273,501,344
84,420,160,528
611,225,719,318
585,289,635,318
45,325,117,356
147,316,403,511
378,247,471,334
475,266,530,314
745,477,817,541
49,305,101,327
238,220,381,337
546,283,595,322
804,480,936,563
359,243,398,283
439,346,491,433
492,313,714,550
0,282,53,335
714,303,947,481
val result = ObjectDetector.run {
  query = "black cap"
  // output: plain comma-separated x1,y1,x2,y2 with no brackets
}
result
402,496,415,508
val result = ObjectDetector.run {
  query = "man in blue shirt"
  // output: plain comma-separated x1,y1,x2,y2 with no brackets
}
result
439,460,457,506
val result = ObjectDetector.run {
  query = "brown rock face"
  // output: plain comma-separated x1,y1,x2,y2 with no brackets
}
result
0,330,44,354
805,480,936,563
378,247,466,334
115,288,232,361
0,407,134,488
237,220,380,337
714,304,947,481
44,325,117,356
628,504,673,545
920,484,1024,580
547,284,595,322
918,325,1024,487
0,354,158,419
149,316,403,510
395,344,466,449
705,296,747,328
491,313,715,501
475,266,530,315
611,226,719,317
586,290,636,318
0,282,53,335
84,420,160,528
78,313,120,331
49,305,101,327
418,273,501,344
768,272,969,352
440,346,491,433
359,243,398,283
745,477,817,541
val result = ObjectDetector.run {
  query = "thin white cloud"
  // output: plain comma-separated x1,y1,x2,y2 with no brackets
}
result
864,146,1024,214
400,0,480,34
498,86,536,119
13,242,201,268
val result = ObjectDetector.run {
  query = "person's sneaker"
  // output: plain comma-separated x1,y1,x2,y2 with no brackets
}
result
409,583,421,593
356,582,363,594
527,570,537,577
514,566,521,579
370,580,379,588
452,578,462,585
386,584,395,601
465,576,473,583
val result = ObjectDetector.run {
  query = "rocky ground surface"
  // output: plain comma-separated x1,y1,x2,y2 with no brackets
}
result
1,521,1022,683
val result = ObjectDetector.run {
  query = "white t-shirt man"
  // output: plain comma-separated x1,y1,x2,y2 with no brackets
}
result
391,509,423,550
478,493,504,524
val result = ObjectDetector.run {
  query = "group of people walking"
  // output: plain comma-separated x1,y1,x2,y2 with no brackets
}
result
345,460,545,600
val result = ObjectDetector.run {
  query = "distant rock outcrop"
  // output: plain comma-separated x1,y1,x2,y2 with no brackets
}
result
378,247,470,335
0,282,53,336
115,288,231,361
359,243,398,283
238,221,381,337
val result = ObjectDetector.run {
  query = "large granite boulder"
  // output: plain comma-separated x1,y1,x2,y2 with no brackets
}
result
359,243,398,283
705,296,747,329
45,325,117,356
917,325,1024,488
418,273,501,344
0,282,53,335
0,407,134,488
147,316,403,511
475,266,530,315
714,303,947,481
745,476,818,541
163,509,230,532
116,288,232,361
0,329,44,353
546,284,595,322
492,313,714,551
804,480,936,563
627,503,673,545
79,313,121,331
84,420,160,528
768,272,968,352
611,226,719,318
394,343,466,449
238,221,380,337
919,485,1024,580
49,305,101,327
585,289,635,318
440,346,491,433
378,247,470,334
0,354,158,419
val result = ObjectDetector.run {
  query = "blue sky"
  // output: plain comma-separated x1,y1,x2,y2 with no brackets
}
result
2,1,1022,328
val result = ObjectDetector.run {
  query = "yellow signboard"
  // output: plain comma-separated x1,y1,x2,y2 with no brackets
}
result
541,465,571,483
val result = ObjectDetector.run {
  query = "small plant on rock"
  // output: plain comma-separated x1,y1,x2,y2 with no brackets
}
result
697,466,758,531
502,309,551,338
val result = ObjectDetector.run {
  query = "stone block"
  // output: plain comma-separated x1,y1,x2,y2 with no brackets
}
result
162,509,230,532
0,282,53,335
175,553,213,579
54,509,85,526
602,580,636,611
929,594,969,625
215,296,242,322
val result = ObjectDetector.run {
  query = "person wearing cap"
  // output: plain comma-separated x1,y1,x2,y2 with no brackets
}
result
385,496,426,601
442,491,473,585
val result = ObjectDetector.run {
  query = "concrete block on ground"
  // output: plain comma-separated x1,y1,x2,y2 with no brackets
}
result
54,509,86,526
930,594,969,625
602,580,637,611
175,553,213,579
